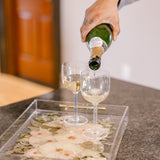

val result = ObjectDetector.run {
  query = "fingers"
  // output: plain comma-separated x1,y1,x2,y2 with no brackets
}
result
80,17,120,42
101,13,120,41
112,19,120,41
80,2,120,42
80,18,89,42
80,11,95,42
80,13,102,42
80,21,98,42
80,25,88,42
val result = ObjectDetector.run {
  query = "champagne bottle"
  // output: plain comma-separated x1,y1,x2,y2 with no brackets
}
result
86,23,113,70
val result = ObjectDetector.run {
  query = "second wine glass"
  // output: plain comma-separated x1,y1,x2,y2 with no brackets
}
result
61,62,88,126
81,69,110,140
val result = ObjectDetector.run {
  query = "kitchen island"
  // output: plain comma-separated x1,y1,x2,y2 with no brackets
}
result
0,78,160,160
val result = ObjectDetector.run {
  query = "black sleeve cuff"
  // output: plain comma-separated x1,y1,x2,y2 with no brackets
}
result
118,0,121,6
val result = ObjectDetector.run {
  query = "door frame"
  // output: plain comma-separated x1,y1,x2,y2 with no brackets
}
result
2,0,61,88
0,0,7,73
2,0,17,74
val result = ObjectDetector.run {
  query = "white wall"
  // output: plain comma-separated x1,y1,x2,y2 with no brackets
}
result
60,0,160,90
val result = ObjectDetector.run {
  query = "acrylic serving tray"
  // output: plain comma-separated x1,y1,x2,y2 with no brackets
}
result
0,99,128,160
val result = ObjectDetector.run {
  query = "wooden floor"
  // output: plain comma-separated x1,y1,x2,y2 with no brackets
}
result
0,73,53,107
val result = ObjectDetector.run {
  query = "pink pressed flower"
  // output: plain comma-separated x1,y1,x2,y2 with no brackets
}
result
57,150,76,159
63,150,76,159
76,124,93,135
67,136,76,140
24,148,42,157
30,129,51,138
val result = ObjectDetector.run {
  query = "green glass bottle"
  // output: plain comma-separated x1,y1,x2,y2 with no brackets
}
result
86,23,113,70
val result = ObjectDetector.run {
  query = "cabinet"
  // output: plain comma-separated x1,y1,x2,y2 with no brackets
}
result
4,0,60,88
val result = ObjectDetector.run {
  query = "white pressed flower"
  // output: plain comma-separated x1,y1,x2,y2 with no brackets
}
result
74,123,94,135
57,150,76,159
85,157,106,160
77,140,104,158
43,117,64,126
30,128,51,138
53,131,86,144
24,148,42,158
29,135,56,147
39,142,79,159
77,144,104,158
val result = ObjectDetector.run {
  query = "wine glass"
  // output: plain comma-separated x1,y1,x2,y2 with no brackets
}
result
61,62,88,126
80,69,110,140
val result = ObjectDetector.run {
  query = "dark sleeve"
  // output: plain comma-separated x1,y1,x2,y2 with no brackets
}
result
118,0,139,9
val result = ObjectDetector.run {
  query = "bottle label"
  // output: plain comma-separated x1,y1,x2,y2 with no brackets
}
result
89,37,108,52
89,37,103,48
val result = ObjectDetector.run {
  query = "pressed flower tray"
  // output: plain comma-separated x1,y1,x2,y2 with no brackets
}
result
0,99,128,160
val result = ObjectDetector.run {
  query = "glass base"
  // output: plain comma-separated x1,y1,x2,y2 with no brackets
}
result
83,127,110,140
64,115,88,126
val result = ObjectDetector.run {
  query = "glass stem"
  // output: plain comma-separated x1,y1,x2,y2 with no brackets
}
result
93,103,98,132
74,93,79,122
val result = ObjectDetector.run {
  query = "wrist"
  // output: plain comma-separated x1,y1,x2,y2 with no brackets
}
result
108,0,119,5
117,0,121,6
97,0,119,6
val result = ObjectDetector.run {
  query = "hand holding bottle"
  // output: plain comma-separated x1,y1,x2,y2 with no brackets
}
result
80,0,120,42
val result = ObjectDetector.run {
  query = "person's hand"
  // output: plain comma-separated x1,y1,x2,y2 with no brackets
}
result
80,0,120,42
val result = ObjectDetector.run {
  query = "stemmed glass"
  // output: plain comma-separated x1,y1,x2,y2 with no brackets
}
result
80,69,110,140
61,62,88,126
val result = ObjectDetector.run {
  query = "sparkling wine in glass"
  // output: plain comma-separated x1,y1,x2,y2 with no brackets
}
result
81,69,110,140
61,62,88,126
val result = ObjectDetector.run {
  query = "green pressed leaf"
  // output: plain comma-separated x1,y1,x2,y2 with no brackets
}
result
80,155,93,159
12,148,23,153
101,152,109,158
28,126,39,131
79,141,103,152
108,131,113,136
6,150,15,154
46,112,59,116
41,125,51,130
73,157,80,160
80,141,94,149
30,120,42,127
20,133,31,138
